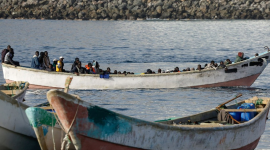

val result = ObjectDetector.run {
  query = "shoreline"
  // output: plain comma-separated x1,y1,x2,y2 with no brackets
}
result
0,0,270,20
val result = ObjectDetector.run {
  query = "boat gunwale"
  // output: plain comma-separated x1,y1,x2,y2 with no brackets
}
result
48,89,270,132
0,81,29,108
2,51,269,77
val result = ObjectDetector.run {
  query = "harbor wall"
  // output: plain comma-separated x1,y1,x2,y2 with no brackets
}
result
1,0,270,20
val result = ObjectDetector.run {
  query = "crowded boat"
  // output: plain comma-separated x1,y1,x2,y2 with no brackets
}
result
2,45,267,76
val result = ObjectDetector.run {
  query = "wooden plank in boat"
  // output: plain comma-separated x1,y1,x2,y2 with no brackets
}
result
1,90,21,95
40,106,53,110
223,108,264,112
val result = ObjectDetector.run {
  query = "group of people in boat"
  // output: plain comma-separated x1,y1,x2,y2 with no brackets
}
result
148,52,254,74
0,45,261,75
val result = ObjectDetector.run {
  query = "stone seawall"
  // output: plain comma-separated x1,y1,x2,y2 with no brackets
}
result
1,0,270,20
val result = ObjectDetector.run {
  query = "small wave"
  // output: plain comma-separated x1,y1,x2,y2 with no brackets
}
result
43,46,56,49
113,108,129,111
69,47,85,50
112,47,129,49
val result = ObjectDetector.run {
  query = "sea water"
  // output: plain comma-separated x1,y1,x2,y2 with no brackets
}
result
0,19,270,149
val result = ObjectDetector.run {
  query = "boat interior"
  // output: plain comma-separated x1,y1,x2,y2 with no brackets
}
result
0,81,28,97
158,96,270,127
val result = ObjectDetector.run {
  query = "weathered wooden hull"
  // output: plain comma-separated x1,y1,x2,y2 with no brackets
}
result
47,90,270,150
0,82,37,138
2,51,270,89
25,107,76,150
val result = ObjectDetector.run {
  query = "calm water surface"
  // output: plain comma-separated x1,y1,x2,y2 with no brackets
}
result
0,19,270,149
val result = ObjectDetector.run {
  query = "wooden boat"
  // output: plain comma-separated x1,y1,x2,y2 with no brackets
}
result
25,77,75,150
0,81,40,149
47,89,270,150
2,50,270,89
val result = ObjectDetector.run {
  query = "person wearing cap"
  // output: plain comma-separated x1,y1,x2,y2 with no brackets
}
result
56,56,64,72
52,58,57,71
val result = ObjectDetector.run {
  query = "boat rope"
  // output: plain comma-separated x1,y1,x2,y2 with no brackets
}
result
52,114,56,150
51,99,80,150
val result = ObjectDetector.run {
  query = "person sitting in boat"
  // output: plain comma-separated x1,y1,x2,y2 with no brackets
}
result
1,45,11,63
113,70,117,74
255,53,259,57
234,52,249,63
218,61,226,69
71,58,80,71
105,67,111,74
4,48,20,67
186,67,191,71
173,67,180,72
196,64,202,71
85,62,92,73
118,71,121,74
145,69,152,74
31,51,40,69
71,61,86,75
88,67,95,74
191,68,195,71
92,60,100,74
43,51,51,70
56,56,65,72
38,52,45,70
224,59,232,65
205,61,216,69
158,68,161,73
52,58,57,71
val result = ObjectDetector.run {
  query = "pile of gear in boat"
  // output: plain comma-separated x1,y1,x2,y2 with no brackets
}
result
1,45,259,75
171,101,263,126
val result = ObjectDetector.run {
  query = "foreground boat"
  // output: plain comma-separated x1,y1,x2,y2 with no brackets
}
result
47,90,270,150
26,106,76,150
2,50,270,89
0,81,40,149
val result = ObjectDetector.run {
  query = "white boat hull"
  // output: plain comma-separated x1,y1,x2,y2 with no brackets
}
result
0,86,36,138
2,52,270,89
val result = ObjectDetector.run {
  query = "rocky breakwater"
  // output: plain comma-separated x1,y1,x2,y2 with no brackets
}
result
1,0,270,20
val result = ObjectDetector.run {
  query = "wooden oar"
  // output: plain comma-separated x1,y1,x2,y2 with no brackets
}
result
216,94,242,124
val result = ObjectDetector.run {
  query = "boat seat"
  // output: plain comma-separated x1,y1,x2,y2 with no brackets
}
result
0,90,22,95
223,108,263,112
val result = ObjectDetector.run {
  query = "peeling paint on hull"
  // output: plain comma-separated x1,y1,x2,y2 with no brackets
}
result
2,51,270,89
47,90,270,150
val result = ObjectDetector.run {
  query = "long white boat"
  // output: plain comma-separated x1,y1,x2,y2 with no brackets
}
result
47,90,270,150
2,50,270,89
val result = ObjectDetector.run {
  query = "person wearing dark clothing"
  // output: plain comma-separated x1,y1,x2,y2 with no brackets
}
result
71,58,80,71
224,59,232,65
46,64,53,71
71,62,86,75
105,67,111,74
38,52,45,69
2,45,11,63
4,48,20,66
43,51,51,69
31,51,40,69
218,61,226,69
